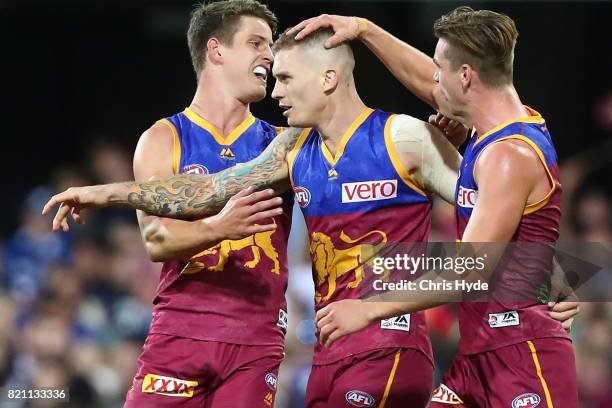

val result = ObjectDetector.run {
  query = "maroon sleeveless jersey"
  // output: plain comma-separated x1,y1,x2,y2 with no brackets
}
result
289,110,434,365
148,109,291,346
455,108,568,355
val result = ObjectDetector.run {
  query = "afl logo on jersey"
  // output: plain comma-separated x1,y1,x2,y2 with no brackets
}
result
294,186,311,208
182,164,209,175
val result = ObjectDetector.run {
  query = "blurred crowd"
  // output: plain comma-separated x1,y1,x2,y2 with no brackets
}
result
1,94,611,407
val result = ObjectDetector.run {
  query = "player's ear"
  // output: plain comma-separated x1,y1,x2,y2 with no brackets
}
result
207,37,224,65
460,64,473,90
323,69,339,93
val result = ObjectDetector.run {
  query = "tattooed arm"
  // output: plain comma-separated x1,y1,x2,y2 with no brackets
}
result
43,128,303,229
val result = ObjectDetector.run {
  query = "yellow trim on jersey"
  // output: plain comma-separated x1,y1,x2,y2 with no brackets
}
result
378,350,401,408
320,107,374,166
474,107,545,147
383,114,428,197
527,341,554,408
157,119,181,175
275,126,284,135
183,107,256,146
476,135,556,215
286,128,313,188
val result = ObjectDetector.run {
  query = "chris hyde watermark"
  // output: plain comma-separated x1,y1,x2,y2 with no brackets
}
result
373,279,488,292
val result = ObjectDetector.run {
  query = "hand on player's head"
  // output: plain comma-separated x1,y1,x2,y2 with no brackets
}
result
288,14,361,49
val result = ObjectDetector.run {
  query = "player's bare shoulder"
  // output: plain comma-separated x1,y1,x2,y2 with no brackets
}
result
390,114,461,171
390,114,457,156
389,114,428,144
477,139,542,171
475,138,544,186
139,121,175,149
133,121,176,179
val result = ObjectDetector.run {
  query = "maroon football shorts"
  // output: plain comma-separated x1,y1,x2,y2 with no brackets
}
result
124,333,284,407
306,347,434,408
430,337,578,408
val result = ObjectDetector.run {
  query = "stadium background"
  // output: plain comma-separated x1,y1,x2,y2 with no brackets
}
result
1,0,611,406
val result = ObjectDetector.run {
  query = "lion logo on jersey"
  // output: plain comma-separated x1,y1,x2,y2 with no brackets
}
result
181,230,280,274
310,230,387,302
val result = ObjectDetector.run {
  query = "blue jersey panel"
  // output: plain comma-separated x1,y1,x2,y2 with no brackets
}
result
291,109,429,217
166,108,279,175
456,115,557,222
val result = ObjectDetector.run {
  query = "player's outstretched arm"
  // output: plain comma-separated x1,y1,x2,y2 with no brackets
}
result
140,187,282,262
316,140,543,347
316,265,580,347
289,15,438,109
317,140,576,347
42,128,303,230
133,123,283,262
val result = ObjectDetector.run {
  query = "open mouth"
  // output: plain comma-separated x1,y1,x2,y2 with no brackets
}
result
252,65,268,83
280,105,292,117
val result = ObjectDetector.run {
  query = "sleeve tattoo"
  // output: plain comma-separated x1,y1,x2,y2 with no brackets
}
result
123,128,303,218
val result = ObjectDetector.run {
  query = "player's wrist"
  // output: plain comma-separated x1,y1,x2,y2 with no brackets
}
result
355,17,369,39
365,302,386,324
200,216,226,243
105,183,127,205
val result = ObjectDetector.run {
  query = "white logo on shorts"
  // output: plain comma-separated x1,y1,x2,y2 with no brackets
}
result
264,373,277,391
345,390,375,407
512,393,541,408
277,309,288,331
380,314,410,332
431,384,463,404
488,311,520,328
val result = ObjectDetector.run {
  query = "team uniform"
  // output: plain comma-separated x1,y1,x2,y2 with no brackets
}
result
431,108,578,408
289,108,434,408
125,108,293,407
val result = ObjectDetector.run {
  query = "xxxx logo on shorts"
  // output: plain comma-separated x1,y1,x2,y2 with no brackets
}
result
141,373,198,397
431,384,464,404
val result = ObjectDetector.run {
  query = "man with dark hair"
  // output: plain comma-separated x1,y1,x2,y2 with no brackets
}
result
187,0,278,78
289,7,579,408
432,6,518,88
116,1,294,406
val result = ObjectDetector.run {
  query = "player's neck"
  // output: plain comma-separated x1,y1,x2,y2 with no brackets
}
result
189,78,252,137
470,85,528,137
316,90,368,156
